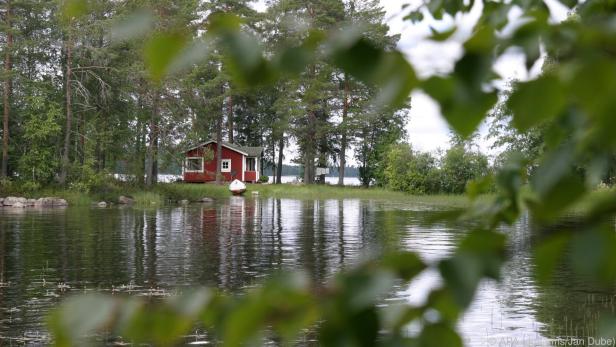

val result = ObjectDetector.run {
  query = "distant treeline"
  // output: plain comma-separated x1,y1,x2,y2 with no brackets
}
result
263,165,359,177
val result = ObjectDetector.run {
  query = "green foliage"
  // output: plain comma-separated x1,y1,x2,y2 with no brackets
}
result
441,146,490,194
383,143,440,194
16,96,63,184
68,165,118,198
381,143,489,195
507,74,566,131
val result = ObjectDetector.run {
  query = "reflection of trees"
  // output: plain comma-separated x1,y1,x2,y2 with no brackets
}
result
299,200,317,281
144,210,158,286
196,203,222,287
338,200,345,265
132,210,145,284
531,217,616,340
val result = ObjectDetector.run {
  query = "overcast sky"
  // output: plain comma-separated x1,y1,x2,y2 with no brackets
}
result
251,0,570,163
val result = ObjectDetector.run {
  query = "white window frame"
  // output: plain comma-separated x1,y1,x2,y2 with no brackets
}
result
185,157,204,173
221,159,232,173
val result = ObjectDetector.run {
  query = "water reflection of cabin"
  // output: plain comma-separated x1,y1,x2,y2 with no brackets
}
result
183,140,263,183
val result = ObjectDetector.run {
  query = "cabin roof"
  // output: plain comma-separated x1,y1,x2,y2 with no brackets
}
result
186,140,263,157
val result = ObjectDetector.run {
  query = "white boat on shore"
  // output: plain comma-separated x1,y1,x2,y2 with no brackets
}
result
229,179,247,195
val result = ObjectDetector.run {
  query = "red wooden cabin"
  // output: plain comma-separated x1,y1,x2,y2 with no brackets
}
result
183,140,263,183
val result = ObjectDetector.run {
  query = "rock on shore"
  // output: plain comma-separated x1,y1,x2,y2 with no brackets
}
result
0,197,68,208
118,195,135,204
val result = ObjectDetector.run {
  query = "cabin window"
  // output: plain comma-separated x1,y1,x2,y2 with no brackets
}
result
185,157,203,172
246,157,256,171
221,159,231,172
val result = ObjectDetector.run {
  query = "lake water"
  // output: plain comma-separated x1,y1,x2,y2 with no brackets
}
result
0,198,613,346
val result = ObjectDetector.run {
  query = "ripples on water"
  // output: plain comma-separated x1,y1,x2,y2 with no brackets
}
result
0,198,614,346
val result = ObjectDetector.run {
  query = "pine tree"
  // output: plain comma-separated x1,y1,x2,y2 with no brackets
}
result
1,0,13,177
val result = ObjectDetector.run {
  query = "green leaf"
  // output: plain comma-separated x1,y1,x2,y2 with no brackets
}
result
534,233,571,284
48,294,117,346
60,0,89,21
507,74,566,131
275,46,313,75
167,39,211,75
417,323,463,347
109,10,155,42
381,251,426,281
570,225,616,285
458,229,506,279
338,269,396,310
371,52,418,109
439,254,483,309
530,144,587,220
331,38,383,83
380,305,422,332
404,11,424,22
167,288,213,318
426,288,461,322
330,33,417,110
144,32,189,83
466,174,494,200
223,272,315,347
439,229,506,309
123,305,193,345
422,76,497,137
320,307,380,347
429,26,457,41
571,58,616,135
530,173,586,221
223,298,268,347
463,26,495,53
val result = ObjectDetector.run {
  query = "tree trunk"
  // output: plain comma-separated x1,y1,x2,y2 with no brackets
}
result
270,141,275,183
276,136,284,184
138,123,147,185
338,76,349,186
59,30,73,185
227,95,234,143
78,112,85,165
317,146,326,185
303,110,316,184
1,0,12,178
215,113,223,184
145,91,159,186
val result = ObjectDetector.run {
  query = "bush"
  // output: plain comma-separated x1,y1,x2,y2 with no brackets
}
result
383,143,441,194
381,143,490,194
259,175,269,183
440,146,490,194
21,180,42,193
69,164,120,196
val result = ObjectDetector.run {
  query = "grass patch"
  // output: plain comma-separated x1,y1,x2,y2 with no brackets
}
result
246,183,472,207
153,183,231,201
132,191,164,206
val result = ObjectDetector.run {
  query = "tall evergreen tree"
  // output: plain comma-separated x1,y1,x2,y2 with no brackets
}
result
1,0,13,177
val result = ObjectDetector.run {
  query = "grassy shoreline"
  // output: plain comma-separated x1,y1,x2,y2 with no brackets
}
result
0,182,472,208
